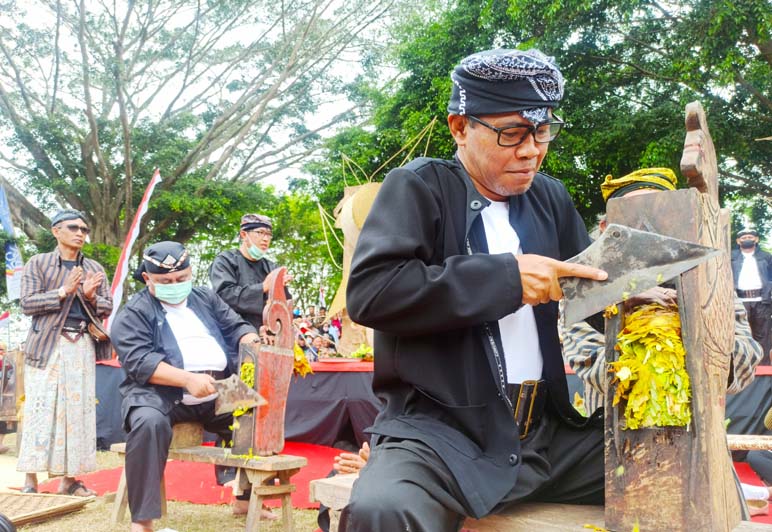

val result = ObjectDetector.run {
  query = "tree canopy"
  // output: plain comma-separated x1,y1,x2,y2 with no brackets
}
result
307,0,772,234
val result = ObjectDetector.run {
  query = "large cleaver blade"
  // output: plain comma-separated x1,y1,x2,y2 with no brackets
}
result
560,223,721,325
212,374,267,416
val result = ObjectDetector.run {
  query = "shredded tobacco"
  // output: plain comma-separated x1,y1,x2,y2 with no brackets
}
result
608,304,691,430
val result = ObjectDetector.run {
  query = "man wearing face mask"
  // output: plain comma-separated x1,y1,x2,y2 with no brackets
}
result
111,241,261,532
209,214,293,335
732,228,772,364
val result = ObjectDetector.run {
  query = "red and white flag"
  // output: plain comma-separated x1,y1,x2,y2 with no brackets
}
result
106,169,162,331
0,310,9,328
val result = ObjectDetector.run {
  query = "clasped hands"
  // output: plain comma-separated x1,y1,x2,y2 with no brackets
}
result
62,267,104,302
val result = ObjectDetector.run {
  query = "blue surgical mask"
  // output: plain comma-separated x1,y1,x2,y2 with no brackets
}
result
248,245,265,260
153,279,192,304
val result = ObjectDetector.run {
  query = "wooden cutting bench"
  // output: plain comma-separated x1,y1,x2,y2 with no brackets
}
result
309,473,772,532
110,422,307,532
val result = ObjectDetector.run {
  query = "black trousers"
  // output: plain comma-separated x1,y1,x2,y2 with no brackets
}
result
338,410,604,532
748,450,772,485
743,301,772,365
124,401,235,522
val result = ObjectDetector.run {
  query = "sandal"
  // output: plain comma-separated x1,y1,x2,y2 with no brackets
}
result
63,480,96,497
20,486,37,494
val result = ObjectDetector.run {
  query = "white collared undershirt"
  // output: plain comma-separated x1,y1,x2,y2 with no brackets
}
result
162,302,228,405
738,251,763,302
479,200,543,383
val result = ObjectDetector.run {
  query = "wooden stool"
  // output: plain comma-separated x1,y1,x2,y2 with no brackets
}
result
111,427,306,532
166,446,306,532
308,473,772,532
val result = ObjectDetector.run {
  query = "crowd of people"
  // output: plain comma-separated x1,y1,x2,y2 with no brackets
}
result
293,306,342,361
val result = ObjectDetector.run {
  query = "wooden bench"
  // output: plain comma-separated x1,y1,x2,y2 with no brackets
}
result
729,435,772,451
111,422,307,532
309,473,772,531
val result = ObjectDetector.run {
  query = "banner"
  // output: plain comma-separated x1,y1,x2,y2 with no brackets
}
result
105,169,162,331
0,185,23,300
318,286,326,309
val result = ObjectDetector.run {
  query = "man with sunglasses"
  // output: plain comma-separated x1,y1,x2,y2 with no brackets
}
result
209,213,292,337
17,209,112,497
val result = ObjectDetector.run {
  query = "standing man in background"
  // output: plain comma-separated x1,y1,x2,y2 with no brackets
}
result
17,209,112,496
732,228,772,364
209,214,292,336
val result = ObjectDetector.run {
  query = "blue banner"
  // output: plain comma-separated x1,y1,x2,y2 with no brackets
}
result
0,185,23,300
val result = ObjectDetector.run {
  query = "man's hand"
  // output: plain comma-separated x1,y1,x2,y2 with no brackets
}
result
623,286,677,311
62,267,83,296
239,332,260,345
81,271,104,302
333,442,370,474
258,326,275,346
515,254,607,306
184,372,216,397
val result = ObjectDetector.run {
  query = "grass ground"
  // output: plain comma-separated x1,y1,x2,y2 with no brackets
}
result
1,434,320,532
18,497,320,532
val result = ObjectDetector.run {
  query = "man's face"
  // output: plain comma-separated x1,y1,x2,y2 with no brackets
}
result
241,227,272,253
737,234,759,249
52,218,89,250
448,112,549,201
312,336,323,348
142,267,193,297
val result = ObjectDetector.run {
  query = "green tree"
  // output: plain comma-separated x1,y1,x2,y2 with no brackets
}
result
307,0,772,233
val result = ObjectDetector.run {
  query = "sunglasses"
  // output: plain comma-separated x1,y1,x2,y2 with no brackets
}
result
62,224,91,235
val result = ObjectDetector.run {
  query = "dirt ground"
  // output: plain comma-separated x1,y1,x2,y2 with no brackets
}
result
0,434,321,532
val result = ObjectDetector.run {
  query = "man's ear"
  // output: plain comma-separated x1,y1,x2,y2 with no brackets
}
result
447,114,469,146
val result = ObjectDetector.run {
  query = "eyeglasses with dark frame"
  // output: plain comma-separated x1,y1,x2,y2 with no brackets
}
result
248,229,273,239
467,115,565,147
60,223,91,235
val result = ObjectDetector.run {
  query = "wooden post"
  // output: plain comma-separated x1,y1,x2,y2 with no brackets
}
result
604,101,741,531
232,267,295,456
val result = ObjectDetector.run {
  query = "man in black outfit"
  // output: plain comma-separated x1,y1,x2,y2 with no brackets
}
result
209,214,292,335
732,228,772,364
341,48,607,531
112,241,260,532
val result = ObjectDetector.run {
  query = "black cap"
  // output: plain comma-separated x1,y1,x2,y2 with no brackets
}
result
133,241,190,283
447,48,563,117
51,209,86,227
737,228,759,238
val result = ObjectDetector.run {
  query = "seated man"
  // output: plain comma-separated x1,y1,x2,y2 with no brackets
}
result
563,168,763,414
112,241,262,532
563,168,765,514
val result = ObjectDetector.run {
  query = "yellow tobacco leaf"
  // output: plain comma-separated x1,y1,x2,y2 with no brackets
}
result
607,304,691,429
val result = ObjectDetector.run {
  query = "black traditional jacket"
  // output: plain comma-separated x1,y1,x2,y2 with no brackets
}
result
209,249,292,330
347,156,598,518
112,287,255,428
